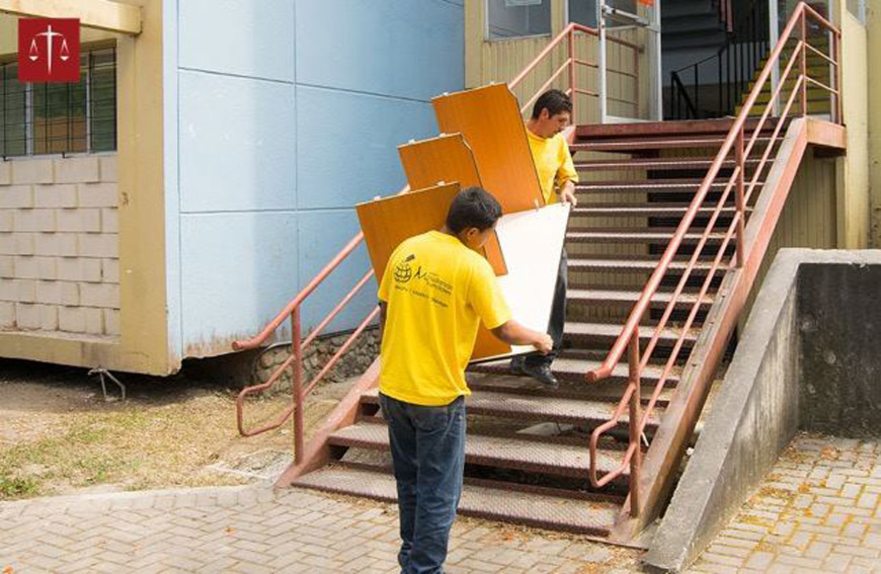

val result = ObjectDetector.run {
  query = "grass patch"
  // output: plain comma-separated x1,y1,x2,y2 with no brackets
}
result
0,384,341,501
0,475,39,498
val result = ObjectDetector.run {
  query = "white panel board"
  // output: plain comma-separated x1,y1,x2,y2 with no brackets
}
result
471,202,570,363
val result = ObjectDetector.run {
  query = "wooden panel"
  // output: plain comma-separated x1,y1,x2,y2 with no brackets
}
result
357,185,567,362
398,134,507,276
433,84,544,213
356,183,461,281
399,134,482,190
356,182,508,360
475,203,570,361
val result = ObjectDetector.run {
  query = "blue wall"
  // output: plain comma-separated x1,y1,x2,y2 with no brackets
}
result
165,0,464,356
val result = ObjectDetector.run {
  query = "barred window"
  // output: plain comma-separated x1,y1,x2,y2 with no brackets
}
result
0,45,116,158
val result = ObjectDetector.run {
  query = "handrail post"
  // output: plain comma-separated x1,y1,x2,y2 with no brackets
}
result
834,32,843,124
628,328,642,518
568,28,576,122
800,11,808,117
735,126,746,268
291,307,304,464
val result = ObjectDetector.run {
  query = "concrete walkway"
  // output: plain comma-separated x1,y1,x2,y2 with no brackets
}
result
690,435,881,574
0,484,642,574
3,434,881,573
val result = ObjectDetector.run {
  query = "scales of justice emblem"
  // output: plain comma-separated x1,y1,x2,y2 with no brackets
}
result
27,24,73,75
18,18,80,83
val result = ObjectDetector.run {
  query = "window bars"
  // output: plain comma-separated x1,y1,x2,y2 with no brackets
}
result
0,46,117,159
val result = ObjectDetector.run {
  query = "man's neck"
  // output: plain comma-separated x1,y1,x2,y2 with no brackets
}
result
526,118,545,138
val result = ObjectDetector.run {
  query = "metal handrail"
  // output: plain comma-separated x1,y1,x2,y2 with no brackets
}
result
586,2,841,517
513,22,640,118
234,19,645,457
669,0,770,119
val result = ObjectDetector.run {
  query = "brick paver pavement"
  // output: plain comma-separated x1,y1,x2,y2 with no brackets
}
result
0,484,642,574
690,435,881,574
3,435,881,573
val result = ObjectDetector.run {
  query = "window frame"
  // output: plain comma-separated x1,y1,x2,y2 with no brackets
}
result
484,0,554,42
0,39,117,159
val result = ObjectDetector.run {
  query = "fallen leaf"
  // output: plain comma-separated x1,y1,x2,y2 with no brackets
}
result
4,566,15,574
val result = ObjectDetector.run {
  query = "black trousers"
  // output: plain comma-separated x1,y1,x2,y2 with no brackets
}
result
524,249,567,368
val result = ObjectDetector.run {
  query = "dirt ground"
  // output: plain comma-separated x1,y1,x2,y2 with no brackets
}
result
0,357,357,501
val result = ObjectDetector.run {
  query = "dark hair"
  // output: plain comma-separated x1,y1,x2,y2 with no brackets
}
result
531,89,572,120
445,187,502,234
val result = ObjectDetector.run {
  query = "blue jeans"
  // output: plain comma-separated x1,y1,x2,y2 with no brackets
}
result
379,393,466,574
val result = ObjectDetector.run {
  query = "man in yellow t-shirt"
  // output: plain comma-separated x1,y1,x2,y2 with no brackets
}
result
511,89,580,389
378,187,552,574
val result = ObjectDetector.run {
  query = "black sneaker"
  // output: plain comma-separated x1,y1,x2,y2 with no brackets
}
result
521,362,559,389
509,356,526,376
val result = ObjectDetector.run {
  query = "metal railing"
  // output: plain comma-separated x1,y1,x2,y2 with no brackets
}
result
233,20,644,464
586,2,841,518
510,22,640,120
669,0,770,119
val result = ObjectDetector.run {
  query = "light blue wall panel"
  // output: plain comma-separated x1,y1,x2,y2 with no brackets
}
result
297,209,378,332
180,212,298,351
179,71,296,213
171,0,465,354
163,0,182,364
296,85,436,210
179,0,296,82
296,0,463,100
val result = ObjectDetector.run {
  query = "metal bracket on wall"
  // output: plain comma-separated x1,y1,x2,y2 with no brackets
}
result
88,367,126,402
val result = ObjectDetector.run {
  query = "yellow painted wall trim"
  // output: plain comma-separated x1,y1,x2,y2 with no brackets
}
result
0,0,141,35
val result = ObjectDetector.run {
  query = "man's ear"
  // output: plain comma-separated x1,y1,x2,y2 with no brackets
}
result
460,227,480,247
539,108,550,121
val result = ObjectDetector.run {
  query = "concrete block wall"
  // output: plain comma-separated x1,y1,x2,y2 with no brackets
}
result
0,155,120,337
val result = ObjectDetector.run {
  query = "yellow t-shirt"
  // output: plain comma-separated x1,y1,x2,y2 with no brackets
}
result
526,129,580,206
377,231,512,406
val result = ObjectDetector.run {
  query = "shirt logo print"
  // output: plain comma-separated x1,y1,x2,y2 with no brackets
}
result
394,254,416,284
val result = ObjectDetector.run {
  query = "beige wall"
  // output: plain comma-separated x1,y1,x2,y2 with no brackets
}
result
836,10,870,248
465,0,648,123
0,12,122,54
868,4,881,246
0,155,120,336
0,1,172,375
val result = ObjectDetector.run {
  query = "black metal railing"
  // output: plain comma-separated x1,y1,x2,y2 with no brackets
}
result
669,0,770,119
0,45,116,158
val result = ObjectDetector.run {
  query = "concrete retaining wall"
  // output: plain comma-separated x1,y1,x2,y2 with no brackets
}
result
645,249,881,573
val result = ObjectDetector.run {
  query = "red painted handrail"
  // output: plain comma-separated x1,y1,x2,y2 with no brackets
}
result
585,2,841,516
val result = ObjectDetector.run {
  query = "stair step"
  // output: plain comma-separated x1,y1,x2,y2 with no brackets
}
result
329,420,630,479
467,373,677,407
568,287,715,308
575,179,765,194
293,464,621,535
574,157,761,171
571,204,745,217
470,356,680,389
569,255,724,273
468,352,679,388
564,321,697,346
576,118,783,139
743,88,831,106
738,100,831,116
361,387,661,428
571,136,774,153
566,228,728,244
